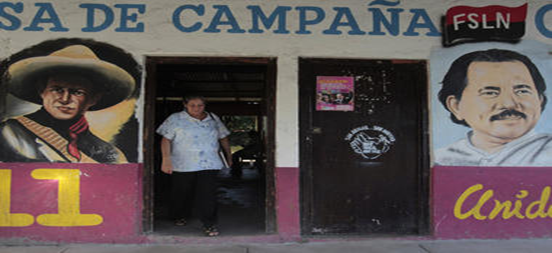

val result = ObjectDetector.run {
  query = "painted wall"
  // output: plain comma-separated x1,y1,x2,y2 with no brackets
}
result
0,0,552,242
0,163,142,243
433,166,552,239
429,6,552,239
0,39,141,163
1,0,551,166
431,41,552,166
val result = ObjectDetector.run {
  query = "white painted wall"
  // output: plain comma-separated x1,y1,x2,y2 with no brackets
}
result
1,0,551,167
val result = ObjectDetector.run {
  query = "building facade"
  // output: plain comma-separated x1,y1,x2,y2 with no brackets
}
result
1,0,552,243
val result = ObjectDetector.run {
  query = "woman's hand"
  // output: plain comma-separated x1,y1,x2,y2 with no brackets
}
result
161,158,173,174
226,153,233,167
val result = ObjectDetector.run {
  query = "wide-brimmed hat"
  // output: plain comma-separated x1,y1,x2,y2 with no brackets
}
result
6,45,135,110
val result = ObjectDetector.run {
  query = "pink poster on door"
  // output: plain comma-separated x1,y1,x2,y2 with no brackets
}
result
316,76,354,111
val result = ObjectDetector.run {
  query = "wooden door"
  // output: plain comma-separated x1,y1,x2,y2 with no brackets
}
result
299,59,429,235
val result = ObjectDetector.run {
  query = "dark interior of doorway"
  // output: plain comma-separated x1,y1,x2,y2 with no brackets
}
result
150,60,272,236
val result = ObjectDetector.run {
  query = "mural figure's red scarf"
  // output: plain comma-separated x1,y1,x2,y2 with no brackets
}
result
67,116,89,160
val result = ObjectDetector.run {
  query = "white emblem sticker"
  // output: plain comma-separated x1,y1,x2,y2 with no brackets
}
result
345,125,396,160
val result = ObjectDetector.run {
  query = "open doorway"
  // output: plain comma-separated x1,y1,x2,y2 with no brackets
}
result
143,57,276,236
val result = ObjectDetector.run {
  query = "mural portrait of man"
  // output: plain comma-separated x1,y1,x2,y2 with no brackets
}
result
434,48,552,166
0,39,141,163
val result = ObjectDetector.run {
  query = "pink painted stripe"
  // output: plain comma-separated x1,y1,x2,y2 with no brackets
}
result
275,167,301,239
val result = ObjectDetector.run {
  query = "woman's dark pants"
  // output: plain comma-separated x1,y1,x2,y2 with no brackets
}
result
170,170,218,227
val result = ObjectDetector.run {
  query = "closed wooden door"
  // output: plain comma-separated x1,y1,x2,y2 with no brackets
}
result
299,59,429,235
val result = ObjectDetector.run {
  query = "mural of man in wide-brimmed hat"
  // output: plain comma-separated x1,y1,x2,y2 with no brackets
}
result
0,42,137,163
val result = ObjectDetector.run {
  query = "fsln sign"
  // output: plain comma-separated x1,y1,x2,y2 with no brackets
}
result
443,4,527,47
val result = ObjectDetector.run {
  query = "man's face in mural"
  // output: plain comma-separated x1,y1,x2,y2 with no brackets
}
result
40,74,99,120
447,61,543,145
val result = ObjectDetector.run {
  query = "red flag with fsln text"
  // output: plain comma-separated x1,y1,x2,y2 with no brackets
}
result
443,4,527,46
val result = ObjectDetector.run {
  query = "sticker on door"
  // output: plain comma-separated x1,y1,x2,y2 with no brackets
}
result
345,125,395,159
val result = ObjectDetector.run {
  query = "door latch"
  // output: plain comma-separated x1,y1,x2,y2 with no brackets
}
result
312,127,322,134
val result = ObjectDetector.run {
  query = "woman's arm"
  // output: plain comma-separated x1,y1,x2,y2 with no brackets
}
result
219,137,232,167
160,137,173,174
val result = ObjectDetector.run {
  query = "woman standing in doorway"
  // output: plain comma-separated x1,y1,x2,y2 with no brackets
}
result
156,95,232,237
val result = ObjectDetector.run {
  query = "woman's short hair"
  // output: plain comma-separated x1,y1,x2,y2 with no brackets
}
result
182,95,206,104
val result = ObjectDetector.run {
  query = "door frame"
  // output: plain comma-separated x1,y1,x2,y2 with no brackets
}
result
298,58,430,235
142,57,277,234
